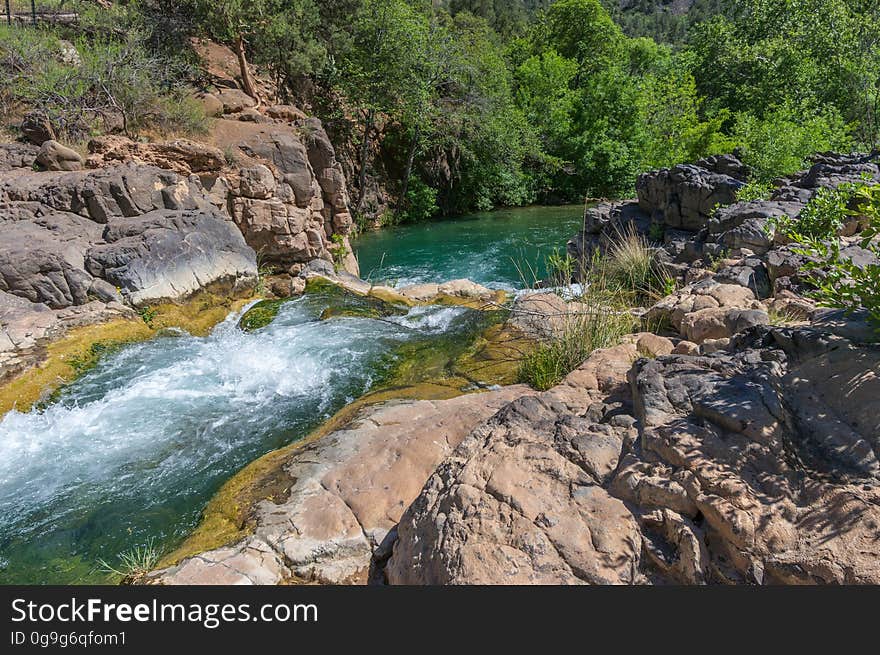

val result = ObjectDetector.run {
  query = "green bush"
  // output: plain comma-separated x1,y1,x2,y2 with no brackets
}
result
770,185,854,239
731,104,852,184
0,26,205,141
773,183,880,326
397,177,439,223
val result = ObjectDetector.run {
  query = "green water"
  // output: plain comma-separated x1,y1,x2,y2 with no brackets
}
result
0,292,498,584
354,205,586,289
0,205,584,584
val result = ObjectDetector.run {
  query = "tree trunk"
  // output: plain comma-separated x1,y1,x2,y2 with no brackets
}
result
234,35,261,107
398,125,420,210
355,109,375,214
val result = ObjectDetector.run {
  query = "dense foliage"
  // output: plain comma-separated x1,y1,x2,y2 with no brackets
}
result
771,183,880,326
1,0,878,219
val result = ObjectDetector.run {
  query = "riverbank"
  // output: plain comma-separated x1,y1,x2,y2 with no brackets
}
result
0,266,539,584
0,293,257,416
147,151,880,586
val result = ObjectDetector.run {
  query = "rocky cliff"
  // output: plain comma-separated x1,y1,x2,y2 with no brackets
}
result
0,105,359,386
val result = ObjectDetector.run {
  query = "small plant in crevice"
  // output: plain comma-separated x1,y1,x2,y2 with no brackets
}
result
330,233,350,272
736,180,773,202
138,306,157,327
223,145,240,166
254,251,276,296
706,248,729,273
97,539,160,583
648,222,665,243
767,306,805,326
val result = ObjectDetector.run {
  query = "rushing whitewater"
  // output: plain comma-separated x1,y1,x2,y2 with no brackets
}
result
0,294,472,583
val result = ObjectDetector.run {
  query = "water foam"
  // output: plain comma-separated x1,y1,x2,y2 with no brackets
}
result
0,297,473,582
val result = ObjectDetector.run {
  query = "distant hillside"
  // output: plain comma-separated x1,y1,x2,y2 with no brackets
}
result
601,0,731,43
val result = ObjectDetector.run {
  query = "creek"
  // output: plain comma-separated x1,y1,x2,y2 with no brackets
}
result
0,205,583,583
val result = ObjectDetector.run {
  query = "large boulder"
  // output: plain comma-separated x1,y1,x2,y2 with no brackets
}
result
636,164,744,230
85,208,256,306
385,323,880,585
215,88,257,114
622,327,880,583
0,163,257,309
0,212,102,309
86,137,226,175
147,386,536,585
707,200,804,255
385,343,644,584
36,140,83,172
229,121,357,274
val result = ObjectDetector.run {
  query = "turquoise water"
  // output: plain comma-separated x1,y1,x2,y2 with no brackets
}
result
354,205,586,289
0,206,583,584
0,293,491,584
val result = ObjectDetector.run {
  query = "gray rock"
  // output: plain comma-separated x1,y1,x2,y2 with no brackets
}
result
636,164,744,230
21,112,55,146
0,212,101,309
215,88,257,114
238,165,276,200
0,142,39,171
86,208,257,306
0,164,258,311
696,154,750,181
714,258,772,299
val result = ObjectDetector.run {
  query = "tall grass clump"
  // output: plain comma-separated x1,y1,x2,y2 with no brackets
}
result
516,295,635,391
598,227,675,306
97,538,160,583
516,229,670,391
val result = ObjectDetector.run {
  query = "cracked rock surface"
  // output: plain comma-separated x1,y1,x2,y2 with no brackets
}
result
147,386,536,585
0,163,258,379
385,324,880,584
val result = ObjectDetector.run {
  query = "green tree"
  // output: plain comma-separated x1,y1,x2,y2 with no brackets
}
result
339,0,430,213
192,0,268,102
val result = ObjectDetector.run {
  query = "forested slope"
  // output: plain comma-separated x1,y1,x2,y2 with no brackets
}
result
1,0,878,221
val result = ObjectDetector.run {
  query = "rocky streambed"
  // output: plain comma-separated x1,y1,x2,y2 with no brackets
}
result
149,151,880,585
1,110,878,585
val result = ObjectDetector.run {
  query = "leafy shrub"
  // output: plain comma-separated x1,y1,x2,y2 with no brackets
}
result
397,177,439,223
773,183,880,326
736,180,774,202
731,104,852,184
770,185,854,239
0,26,205,140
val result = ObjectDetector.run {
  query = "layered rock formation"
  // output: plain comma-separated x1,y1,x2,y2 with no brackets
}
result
386,320,880,584
569,152,880,350
0,104,360,383
0,162,257,379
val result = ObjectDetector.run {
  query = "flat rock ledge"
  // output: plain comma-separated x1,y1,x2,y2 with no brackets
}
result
147,385,535,585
